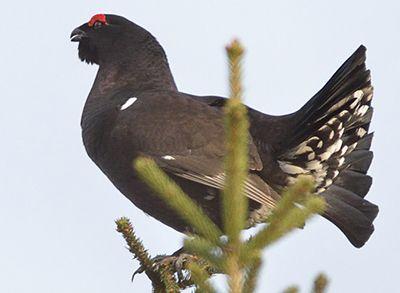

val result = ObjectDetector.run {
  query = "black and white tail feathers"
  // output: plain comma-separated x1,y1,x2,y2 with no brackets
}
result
277,45,379,247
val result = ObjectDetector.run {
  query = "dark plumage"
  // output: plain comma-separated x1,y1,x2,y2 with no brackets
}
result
71,14,378,247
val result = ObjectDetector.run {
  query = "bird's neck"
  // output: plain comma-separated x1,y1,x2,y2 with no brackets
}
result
88,38,177,100
81,37,178,150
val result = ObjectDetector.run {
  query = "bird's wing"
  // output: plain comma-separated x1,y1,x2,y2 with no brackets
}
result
113,91,277,208
151,152,277,209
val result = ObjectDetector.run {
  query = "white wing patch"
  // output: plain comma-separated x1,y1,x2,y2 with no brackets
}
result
162,155,175,160
120,97,137,110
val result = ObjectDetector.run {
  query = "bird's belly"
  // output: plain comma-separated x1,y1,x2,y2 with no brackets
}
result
87,134,191,233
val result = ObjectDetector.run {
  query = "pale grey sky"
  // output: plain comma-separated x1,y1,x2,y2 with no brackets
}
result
1,1,399,292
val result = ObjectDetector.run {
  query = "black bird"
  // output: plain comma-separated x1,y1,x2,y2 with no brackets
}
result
71,14,378,248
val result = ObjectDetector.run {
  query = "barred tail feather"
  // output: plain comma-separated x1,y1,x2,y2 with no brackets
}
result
276,45,379,247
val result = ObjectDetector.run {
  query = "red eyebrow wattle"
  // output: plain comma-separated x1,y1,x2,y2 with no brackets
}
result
88,14,107,27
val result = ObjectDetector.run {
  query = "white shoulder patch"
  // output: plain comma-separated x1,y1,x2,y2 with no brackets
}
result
120,97,137,110
162,155,175,160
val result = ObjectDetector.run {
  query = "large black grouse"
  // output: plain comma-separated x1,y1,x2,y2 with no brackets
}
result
71,14,378,248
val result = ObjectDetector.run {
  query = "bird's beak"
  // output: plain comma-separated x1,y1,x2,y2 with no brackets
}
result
70,28,88,42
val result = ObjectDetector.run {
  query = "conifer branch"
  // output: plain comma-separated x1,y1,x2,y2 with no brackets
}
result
284,273,328,293
115,217,179,292
313,273,328,293
226,39,244,101
223,39,248,239
283,286,299,293
134,157,223,244
184,237,225,272
223,39,248,293
245,177,326,252
188,262,217,293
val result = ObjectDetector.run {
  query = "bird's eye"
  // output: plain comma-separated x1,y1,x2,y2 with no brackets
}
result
93,21,103,29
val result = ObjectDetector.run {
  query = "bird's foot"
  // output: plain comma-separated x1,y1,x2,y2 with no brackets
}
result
132,252,199,283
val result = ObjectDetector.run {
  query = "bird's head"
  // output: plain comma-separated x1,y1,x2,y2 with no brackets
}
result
70,14,151,65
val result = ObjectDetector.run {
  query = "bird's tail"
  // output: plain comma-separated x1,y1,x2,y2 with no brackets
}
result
277,45,379,247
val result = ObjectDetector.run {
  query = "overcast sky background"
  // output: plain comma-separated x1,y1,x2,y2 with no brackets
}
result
1,1,399,292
